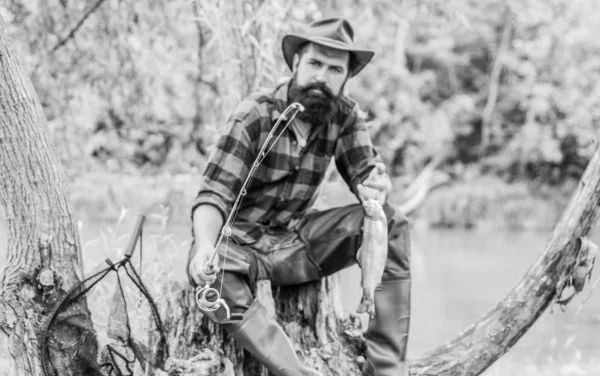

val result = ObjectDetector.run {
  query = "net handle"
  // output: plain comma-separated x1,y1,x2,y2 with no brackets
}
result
124,214,145,259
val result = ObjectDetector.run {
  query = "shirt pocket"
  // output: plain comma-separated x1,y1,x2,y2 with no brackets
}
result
305,153,332,177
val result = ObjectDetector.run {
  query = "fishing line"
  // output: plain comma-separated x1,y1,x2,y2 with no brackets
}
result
195,102,305,317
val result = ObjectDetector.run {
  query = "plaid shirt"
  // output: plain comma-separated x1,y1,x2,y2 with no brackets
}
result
193,79,384,243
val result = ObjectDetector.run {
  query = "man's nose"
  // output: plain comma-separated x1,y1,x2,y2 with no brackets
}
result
314,67,328,83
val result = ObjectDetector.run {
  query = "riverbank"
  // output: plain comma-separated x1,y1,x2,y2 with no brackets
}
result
65,172,574,231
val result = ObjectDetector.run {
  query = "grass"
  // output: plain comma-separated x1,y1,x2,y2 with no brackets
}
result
80,207,187,374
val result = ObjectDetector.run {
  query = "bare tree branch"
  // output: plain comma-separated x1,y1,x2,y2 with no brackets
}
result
480,7,512,152
50,0,108,54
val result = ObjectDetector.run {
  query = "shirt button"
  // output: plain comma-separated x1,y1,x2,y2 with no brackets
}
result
294,165,300,170
292,140,297,145
280,197,285,202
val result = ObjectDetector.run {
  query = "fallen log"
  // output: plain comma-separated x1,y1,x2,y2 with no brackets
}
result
410,146,600,375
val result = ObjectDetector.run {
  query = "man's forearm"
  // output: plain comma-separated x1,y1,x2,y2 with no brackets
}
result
192,204,225,247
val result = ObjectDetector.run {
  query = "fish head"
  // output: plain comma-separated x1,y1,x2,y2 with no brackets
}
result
362,199,381,218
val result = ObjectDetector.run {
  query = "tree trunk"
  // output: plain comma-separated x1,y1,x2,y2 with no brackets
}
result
159,276,365,376
159,147,600,376
0,14,94,376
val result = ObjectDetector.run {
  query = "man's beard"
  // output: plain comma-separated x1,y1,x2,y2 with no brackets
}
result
288,76,341,126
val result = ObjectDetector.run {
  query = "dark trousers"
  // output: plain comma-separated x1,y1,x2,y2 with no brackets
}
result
191,202,411,325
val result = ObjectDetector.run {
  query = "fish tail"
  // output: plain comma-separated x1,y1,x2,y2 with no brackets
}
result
356,296,372,315
368,303,376,318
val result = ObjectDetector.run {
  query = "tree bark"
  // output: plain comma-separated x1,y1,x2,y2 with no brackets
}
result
159,276,365,376
159,147,600,376
0,14,94,376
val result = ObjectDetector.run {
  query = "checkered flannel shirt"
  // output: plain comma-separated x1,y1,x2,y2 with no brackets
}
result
193,79,384,243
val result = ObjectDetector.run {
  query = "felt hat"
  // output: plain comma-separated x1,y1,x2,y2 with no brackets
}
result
282,18,374,77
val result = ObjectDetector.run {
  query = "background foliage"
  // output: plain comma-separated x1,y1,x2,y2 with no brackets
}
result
2,0,599,227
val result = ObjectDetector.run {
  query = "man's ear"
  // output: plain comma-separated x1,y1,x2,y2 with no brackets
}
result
292,54,300,72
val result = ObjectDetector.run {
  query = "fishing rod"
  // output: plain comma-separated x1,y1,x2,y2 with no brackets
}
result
196,102,305,318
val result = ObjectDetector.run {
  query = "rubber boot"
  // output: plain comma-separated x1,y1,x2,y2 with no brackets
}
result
363,279,411,376
223,301,321,376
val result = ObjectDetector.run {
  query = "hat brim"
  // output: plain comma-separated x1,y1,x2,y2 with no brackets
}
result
282,34,374,77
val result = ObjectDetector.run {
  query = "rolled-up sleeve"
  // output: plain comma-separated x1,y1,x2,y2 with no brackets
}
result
334,104,384,196
191,112,256,222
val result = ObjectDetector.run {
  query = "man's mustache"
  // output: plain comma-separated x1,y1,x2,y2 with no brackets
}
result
297,82,335,100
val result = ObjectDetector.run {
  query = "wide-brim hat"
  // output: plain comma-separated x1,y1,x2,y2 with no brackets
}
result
282,18,375,77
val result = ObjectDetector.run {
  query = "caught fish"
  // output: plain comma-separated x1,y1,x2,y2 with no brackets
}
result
356,199,388,318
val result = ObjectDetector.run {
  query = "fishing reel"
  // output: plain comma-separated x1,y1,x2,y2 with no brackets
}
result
195,282,231,320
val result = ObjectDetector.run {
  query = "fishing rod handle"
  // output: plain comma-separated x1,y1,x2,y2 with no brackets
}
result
124,214,145,258
203,261,215,275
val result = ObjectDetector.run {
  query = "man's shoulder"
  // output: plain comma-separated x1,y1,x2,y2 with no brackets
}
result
338,94,361,116
228,87,277,140
247,86,278,106
336,94,362,126
339,93,359,110
231,87,277,121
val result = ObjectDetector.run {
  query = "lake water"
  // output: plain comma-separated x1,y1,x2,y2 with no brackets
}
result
1,218,599,375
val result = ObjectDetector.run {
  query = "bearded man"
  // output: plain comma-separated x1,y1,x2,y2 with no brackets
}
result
187,17,411,376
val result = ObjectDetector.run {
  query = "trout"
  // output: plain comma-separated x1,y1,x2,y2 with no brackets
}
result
356,198,388,318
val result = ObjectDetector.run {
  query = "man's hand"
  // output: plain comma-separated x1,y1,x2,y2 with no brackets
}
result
188,241,221,286
357,163,391,206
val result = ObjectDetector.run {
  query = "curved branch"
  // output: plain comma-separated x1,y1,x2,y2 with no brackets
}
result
398,155,450,215
50,0,108,54
398,170,449,216
410,146,600,375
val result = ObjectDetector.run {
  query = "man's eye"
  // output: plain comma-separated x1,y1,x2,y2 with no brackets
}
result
330,67,342,73
310,61,322,67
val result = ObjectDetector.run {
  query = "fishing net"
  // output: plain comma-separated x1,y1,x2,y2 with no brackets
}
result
39,216,169,376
